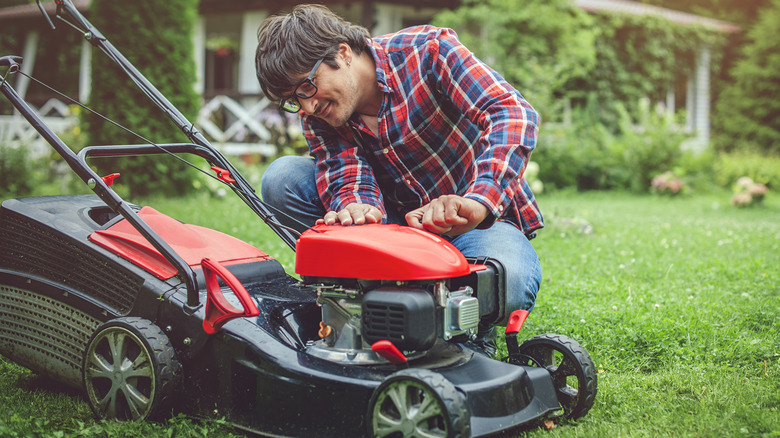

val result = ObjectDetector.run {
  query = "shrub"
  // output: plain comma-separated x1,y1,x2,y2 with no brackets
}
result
0,144,37,197
535,97,690,193
87,0,200,198
713,150,780,189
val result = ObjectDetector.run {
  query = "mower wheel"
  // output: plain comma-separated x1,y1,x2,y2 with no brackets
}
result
510,333,597,419
367,368,470,438
82,317,181,421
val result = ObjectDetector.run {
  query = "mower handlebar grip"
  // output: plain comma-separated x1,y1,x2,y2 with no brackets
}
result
0,56,22,69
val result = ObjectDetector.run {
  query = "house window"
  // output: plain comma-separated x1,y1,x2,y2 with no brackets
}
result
204,14,241,97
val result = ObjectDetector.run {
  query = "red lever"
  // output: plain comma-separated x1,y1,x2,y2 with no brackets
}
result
210,166,236,183
371,340,407,364
202,258,259,334
505,309,530,335
102,173,120,186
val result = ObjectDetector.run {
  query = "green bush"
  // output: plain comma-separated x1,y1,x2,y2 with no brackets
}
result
567,12,723,131
671,148,718,192
0,144,37,197
713,150,780,189
87,0,200,198
535,97,690,193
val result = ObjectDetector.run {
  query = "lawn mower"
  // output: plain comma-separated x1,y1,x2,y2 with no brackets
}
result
0,1,597,436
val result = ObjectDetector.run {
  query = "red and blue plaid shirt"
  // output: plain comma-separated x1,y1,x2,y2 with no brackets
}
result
301,26,543,235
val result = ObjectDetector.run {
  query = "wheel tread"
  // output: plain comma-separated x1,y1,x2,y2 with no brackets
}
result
83,317,181,421
369,368,471,438
517,333,597,419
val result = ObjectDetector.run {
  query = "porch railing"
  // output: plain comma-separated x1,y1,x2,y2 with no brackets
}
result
0,98,78,157
0,94,299,158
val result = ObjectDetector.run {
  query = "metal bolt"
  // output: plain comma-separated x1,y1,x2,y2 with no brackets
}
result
183,337,192,346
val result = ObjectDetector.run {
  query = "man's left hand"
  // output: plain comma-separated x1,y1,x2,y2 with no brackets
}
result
405,195,489,236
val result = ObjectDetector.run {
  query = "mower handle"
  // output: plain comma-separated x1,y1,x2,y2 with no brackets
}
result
79,143,222,163
0,56,22,69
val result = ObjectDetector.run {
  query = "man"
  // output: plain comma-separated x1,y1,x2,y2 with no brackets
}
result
255,4,542,355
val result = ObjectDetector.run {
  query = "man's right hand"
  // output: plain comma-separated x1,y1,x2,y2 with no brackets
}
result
316,203,383,226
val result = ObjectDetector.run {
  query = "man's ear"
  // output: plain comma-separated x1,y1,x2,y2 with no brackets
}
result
338,42,353,65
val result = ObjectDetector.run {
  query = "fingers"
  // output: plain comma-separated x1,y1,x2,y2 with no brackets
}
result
405,196,461,235
427,196,469,227
405,195,489,236
319,203,382,226
405,208,424,230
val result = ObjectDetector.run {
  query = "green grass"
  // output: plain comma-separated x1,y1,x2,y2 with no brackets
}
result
1,190,778,437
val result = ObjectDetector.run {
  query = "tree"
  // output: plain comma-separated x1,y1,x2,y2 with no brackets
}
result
87,0,200,197
432,0,597,123
712,0,780,154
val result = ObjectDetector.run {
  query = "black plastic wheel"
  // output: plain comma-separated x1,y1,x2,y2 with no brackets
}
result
82,317,181,421
511,333,597,419
367,368,470,438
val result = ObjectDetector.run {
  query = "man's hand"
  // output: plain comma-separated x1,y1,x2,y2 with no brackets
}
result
405,195,489,236
316,203,383,226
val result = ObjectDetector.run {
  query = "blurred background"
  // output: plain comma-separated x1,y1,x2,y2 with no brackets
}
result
0,0,777,203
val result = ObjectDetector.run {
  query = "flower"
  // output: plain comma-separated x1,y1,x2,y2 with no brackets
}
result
731,192,753,207
747,183,768,202
731,177,769,207
651,171,685,195
735,176,755,191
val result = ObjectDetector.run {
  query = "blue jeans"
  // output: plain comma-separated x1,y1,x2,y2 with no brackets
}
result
261,155,542,323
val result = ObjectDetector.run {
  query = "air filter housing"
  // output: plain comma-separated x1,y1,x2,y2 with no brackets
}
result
362,288,436,351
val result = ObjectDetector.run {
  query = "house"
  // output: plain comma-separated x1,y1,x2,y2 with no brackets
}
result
0,0,738,155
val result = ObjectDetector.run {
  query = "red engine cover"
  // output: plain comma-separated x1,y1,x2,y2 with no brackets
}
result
295,224,479,281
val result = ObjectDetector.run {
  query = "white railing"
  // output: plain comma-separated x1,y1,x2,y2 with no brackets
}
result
0,99,78,157
196,94,301,157
1,95,300,158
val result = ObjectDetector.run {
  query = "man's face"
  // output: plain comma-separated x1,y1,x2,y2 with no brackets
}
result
287,58,359,127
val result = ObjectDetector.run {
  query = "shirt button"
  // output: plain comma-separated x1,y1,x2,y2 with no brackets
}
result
383,148,389,154
499,205,504,212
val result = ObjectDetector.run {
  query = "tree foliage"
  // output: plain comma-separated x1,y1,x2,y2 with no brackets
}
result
434,0,724,131
432,0,597,122
570,13,724,129
87,0,200,197
712,0,780,154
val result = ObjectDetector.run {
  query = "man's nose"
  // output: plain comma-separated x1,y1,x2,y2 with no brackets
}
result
300,98,318,115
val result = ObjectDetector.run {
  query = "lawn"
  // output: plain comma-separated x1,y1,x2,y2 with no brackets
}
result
1,189,778,437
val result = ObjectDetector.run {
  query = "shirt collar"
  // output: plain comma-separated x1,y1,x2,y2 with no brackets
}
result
367,38,392,93
365,38,395,118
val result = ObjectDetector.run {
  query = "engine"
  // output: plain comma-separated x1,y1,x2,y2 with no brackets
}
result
295,224,505,365
305,279,480,364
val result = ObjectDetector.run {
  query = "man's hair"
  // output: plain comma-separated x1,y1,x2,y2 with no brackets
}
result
255,4,371,101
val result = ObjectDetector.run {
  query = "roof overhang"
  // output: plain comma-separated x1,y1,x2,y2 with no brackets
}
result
0,0,90,20
574,0,740,33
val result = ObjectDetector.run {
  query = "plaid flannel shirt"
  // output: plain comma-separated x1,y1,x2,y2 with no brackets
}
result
301,25,543,235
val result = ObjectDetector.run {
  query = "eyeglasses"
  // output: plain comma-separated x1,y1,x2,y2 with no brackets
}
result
279,57,325,113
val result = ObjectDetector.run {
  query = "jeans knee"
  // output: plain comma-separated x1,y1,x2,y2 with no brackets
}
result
260,156,313,207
